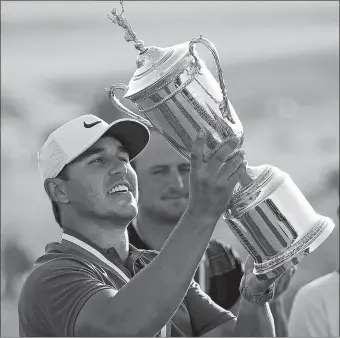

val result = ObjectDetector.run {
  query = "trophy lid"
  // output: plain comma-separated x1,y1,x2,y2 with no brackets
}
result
125,43,192,101
108,2,193,101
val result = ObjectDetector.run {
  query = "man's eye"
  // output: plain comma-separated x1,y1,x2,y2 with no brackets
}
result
90,158,105,164
152,170,167,175
118,156,129,163
180,167,191,172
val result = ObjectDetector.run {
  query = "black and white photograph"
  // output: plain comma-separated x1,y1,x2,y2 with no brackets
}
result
1,1,339,337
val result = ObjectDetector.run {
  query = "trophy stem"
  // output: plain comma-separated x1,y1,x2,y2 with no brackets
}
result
236,164,267,190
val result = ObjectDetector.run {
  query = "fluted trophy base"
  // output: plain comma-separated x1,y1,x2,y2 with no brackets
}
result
223,164,335,280
253,216,334,279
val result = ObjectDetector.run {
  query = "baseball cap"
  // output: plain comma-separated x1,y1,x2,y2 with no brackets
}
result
37,114,150,181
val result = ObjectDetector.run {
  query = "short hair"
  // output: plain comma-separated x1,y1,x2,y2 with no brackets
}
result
51,166,69,228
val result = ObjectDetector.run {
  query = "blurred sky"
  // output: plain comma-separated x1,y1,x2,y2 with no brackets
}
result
1,1,339,327
1,1,339,125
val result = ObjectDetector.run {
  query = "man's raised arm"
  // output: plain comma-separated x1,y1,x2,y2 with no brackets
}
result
74,131,247,336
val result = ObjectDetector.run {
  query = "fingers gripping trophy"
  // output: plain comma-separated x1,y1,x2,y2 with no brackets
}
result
105,1,335,279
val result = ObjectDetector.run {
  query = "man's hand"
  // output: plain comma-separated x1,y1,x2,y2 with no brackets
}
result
188,131,246,221
242,255,297,296
242,255,280,295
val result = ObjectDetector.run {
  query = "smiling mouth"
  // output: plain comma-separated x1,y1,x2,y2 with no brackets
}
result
108,184,130,194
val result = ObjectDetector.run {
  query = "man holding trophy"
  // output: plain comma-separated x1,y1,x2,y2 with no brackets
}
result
18,2,334,336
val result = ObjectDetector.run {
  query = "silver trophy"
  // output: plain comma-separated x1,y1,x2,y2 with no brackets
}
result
105,1,335,279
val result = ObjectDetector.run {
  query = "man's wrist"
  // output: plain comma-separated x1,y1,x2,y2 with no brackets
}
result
185,205,220,225
239,275,275,305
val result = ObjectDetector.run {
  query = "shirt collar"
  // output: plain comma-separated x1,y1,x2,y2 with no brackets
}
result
62,227,140,268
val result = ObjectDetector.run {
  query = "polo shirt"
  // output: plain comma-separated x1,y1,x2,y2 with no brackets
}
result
18,228,235,337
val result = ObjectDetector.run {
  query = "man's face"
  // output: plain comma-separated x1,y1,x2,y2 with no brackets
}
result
135,133,190,224
62,136,138,225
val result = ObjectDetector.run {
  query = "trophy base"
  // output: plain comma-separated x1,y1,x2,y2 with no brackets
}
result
224,164,336,280
253,216,335,280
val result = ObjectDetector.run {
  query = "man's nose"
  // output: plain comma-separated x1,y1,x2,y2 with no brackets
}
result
169,169,185,189
108,159,127,177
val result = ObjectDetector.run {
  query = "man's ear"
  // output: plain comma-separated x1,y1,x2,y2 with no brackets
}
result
44,178,69,204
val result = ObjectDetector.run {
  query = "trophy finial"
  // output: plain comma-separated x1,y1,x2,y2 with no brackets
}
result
108,1,147,53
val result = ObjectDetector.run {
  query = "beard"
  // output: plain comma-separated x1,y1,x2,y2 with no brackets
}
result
111,205,138,224
74,194,138,227
103,198,139,226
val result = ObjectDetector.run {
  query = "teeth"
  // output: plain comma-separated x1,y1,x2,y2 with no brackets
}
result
109,184,129,194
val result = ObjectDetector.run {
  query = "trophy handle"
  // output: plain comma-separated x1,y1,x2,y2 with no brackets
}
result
105,83,154,129
189,35,235,123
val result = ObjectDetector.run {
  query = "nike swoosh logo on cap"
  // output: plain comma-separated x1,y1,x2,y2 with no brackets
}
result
83,121,102,128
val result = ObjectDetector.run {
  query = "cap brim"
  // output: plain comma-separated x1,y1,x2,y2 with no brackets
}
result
103,118,150,161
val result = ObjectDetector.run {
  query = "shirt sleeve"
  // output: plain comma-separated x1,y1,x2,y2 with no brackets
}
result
206,240,244,310
184,280,236,336
288,288,329,337
19,256,115,337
